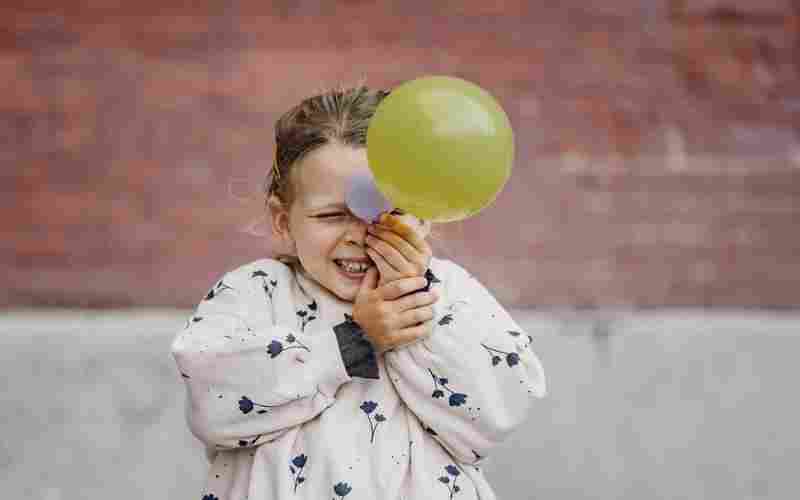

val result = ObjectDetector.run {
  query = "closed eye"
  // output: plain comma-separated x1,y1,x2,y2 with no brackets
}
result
315,212,347,219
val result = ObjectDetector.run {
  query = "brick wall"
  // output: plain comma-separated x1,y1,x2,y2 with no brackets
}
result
3,0,799,308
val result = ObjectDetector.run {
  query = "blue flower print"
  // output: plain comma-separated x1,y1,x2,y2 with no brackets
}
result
238,396,279,415
266,334,309,359
204,280,234,301
296,300,318,331
290,453,308,492
292,453,308,469
449,393,467,406
428,369,468,407
481,343,521,367
333,481,352,499
251,270,278,301
239,396,254,413
202,494,219,500
445,465,460,476
292,454,307,468
438,313,454,326
360,401,377,414
438,464,462,499
360,400,387,443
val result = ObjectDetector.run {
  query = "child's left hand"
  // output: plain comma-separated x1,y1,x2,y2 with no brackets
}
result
365,213,432,288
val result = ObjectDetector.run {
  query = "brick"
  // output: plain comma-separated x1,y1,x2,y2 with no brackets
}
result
2,2,799,308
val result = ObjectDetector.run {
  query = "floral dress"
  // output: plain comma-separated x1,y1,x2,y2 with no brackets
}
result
171,257,546,500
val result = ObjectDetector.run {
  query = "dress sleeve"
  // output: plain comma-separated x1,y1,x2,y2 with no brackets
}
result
384,260,547,464
170,263,352,451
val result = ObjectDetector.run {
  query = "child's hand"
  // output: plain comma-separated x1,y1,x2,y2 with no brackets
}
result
365,212,432,288
352,268,439,353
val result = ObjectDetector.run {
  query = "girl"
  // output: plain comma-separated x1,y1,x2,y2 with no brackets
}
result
171,86,546,500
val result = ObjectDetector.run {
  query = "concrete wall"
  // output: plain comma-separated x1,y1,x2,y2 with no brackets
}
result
2,309,797,499
4,1,800,309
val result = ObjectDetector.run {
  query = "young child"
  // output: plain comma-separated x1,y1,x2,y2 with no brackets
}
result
171,86,546,500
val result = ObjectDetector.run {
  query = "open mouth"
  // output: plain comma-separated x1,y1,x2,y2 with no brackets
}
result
334,259,373,275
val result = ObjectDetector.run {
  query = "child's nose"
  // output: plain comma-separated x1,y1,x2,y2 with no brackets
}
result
344,217,369,246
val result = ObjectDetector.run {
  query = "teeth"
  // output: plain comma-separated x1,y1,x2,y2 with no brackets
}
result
337,260,370,273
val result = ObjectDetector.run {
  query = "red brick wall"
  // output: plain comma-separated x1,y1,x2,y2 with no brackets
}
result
4,1,799,308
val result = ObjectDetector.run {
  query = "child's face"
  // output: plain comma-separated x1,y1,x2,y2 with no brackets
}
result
271,143,425,302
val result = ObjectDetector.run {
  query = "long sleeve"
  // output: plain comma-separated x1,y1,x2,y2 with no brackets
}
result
171,264,352,451
384,260,546,464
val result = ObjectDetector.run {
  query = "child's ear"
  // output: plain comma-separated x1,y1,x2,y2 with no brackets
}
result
267,195,294,245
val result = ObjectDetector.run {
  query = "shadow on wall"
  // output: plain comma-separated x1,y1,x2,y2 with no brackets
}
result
1,309,797,500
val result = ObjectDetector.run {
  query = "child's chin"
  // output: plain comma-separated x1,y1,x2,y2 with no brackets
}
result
333,289,358,303
328,281,359,302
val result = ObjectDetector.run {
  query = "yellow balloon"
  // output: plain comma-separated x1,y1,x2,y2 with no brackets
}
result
367,76,514,222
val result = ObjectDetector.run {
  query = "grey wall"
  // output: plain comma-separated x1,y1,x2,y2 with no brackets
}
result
1,310,797,499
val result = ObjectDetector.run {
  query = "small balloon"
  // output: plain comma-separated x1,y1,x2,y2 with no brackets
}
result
367,76,514,222
345,167,394,223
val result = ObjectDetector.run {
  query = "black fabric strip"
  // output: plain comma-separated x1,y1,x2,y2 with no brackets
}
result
333,316,379,379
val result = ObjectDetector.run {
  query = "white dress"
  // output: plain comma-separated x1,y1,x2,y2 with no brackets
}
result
171,257,546,500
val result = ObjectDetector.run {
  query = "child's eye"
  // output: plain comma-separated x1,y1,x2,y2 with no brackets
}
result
315,212,347,219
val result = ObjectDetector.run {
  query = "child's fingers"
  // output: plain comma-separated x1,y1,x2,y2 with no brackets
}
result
378,214,430,255
392,306,434,330
394,289,438,313
378,213,414,236
394,305,435,329
400,306,435,328
367,227,422,270
365,247,401,280
384,321,433,351
366,232,416,276
358,266,379,295
379,276,429,301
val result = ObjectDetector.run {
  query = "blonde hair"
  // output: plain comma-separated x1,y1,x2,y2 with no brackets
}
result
267,85,390,206
266,85,390,267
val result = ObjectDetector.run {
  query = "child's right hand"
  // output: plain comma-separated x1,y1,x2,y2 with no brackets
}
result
352,267,439,353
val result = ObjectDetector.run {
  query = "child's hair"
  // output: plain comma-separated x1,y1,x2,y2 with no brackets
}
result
266,85,391,206
265,85,390,267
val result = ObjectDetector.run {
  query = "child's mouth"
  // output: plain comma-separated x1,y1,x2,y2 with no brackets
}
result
334,259,373,277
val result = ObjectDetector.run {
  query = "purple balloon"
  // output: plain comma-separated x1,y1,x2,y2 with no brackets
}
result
346,167,394,223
